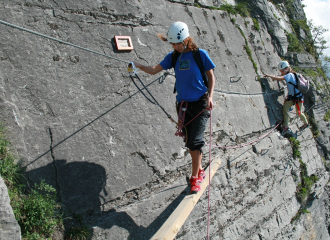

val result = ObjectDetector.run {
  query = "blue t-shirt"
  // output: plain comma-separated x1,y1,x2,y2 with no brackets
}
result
284,73,303,98
160,49,216,102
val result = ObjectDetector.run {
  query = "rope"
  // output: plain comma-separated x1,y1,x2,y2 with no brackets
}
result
130,76,157,105
207,110,212,240
182,108,207,128
206,120,282,149
129,73,176,123
0,19,130,64
174,101,207,141
175,101,188,140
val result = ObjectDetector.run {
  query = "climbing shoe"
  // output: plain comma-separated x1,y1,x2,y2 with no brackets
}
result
281,127,289,135
198,169,206,183
189,176,201,193
299,124,309,131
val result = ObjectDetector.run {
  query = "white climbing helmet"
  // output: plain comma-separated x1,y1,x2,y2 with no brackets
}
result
278,61,290,70
167,22,190,43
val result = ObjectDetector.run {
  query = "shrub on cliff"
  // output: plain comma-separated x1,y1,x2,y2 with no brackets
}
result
0,125,63,239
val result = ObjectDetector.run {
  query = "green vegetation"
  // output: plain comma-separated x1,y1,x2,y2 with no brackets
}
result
0,123,92,239
235,2,250,18
308,20,329,60
291,19,309,36
268,0,291,5
317,67,328,81
0,125,63,239
67,226,90,240
236,26,258,74
219,4,236,15
18,181,62,238
290,66,330,97
288,137,318,223
0,130,22,187
294,67,329,91
307,115,321,138
267,0,329,80
291,208,310,223
197,1,260,78
194,2,250,18
288,137,319,204
289,137,301,159
324,110,330,121
287,33,304,53
296,159,318,203
252,18,260,31
194,0,329,80
218,2,251,18
284,2,329,67
301,68,319,78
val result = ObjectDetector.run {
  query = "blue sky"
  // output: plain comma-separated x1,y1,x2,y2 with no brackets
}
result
303,0,330,56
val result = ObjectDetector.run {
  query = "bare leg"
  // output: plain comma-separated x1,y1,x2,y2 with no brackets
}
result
189,149,203,177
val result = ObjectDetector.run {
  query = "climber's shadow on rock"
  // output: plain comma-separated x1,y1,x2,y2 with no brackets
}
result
25,159,185,239
260,77,285,125
93,188,186,239
25,160,109,238
25,160,106,216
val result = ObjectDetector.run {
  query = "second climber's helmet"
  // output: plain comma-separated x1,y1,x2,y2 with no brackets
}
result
167,22,190,43
278,61,290,70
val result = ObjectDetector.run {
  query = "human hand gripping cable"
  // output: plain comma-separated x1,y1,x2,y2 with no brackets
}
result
263,73,275,81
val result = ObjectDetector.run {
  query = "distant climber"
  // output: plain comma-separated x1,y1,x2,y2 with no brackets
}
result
132,21,216,193
263,61,309,135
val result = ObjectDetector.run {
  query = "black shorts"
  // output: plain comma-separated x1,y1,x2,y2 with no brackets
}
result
176,95,210,151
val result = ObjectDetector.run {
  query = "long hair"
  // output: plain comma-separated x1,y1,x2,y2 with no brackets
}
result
183,37,198,52
157,34,198,53
285,67,296,74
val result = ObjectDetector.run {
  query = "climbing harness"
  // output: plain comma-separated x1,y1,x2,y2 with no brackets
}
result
285,97,304,116
174,98,209,143
127,62,207,139
175,101,188,140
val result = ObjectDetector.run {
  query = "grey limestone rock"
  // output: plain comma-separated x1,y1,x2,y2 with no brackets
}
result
0,177,21,240
0,0,329,239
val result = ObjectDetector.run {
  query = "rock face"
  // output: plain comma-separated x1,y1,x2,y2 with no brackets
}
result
0,177,21,240
0,0,329,239
252,0,294,56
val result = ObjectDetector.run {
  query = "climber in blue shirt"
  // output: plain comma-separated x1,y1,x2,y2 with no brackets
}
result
132,22,216,193
160,48,215,103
